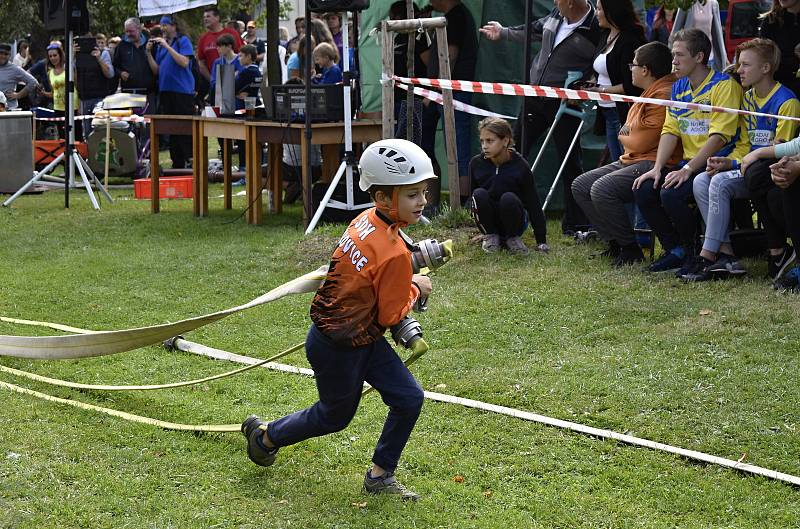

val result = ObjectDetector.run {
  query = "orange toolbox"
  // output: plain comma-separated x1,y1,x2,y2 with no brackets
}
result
134,177,194,199
34,140,89,166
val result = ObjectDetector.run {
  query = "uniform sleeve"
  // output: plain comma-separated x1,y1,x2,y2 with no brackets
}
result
708,79,741,142
661,108,680,137
373,253,417,329
776,98,800,143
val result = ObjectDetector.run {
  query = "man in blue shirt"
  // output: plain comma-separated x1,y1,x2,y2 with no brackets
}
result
146,15,195,169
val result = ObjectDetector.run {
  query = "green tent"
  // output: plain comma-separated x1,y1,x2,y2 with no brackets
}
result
353,0,644,209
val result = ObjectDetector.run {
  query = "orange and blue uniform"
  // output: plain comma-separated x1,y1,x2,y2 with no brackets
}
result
266,207,425,474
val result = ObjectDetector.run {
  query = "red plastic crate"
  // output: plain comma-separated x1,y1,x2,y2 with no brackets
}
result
34,140,89,166
134,177,194,199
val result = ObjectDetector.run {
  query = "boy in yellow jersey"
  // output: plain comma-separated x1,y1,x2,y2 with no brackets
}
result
241,139,436,501
633,28,743,275
682,38,800,282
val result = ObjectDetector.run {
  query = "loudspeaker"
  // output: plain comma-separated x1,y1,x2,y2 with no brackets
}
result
307,0,369,13
41,0,90,33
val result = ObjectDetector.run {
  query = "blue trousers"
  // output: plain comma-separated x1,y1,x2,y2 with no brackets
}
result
633,167,697,252
268,324,424,473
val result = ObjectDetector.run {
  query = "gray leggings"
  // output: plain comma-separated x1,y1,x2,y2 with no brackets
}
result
692,169,749,254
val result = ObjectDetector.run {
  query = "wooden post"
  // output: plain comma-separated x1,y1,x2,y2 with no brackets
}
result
103,117,111,191
404,0,415,141
381,20,395,139
435,26,460,209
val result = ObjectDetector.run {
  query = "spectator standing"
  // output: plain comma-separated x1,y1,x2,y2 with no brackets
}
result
40,43,67,137
649,4,675,44
481,0,601,234
312,42,342,84
147,15,195,169
423,0,478,207
323,12,344,67
632,29,743,275
286,17,306,56
113,17,158,111
196,7,243,98
670,0,728,70
588,0,646,162
389,1,429,145
243,20,266,64
470,117,548,255
572,42,679,266
0,42,38,111
230,44,263,178
209,33,243,105
13,41,31,68
74,34,116,137
759,0,800,98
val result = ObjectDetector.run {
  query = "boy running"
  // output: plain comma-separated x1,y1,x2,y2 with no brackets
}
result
242,139,436,501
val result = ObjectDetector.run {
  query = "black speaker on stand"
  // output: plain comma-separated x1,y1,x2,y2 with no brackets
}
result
41,0,90,34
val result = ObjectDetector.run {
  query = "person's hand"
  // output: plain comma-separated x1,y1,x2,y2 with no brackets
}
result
479,21,503,41
632,166,661,190
150,37,166,48
618,125,630,136
412,274,432,297
72,42,80,53
145,40,153,52
237,91,247,100
771,157,800,189
120,71,130,81
663,165,692,189
91,47,101,59
741,150,759,176
705,156,732,176
5,90,18,101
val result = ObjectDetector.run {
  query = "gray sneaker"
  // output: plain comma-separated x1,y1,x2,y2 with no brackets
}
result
481,234,501,253
505,236,530,255
241,415,278,467
363,471,419,501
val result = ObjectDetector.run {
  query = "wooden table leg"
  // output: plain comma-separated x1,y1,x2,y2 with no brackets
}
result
268,142,282,215
244,126,262,225
223,138,232,210
150,121,160,213
196,121,209,217
321,144,339,184
192,119,201,216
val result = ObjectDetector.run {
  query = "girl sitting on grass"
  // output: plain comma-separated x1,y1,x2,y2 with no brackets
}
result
469,117,549,255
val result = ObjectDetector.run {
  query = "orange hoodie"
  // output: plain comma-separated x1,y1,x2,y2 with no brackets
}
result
310,207,420,348
619,74,683,166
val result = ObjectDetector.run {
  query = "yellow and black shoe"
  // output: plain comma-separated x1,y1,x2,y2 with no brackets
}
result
241,415,278,467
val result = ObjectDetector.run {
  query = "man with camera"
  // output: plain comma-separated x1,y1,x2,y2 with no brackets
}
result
74,34,116,138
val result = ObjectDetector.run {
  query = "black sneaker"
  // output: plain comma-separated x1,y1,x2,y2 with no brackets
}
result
768,245,796,281
707,254,747,277
241,415,278,467
364,471,419,501
647,251,684,273
591,240,621,259
773,265,800,292
613,243,644,267
674,253,697,278
680,255,715,282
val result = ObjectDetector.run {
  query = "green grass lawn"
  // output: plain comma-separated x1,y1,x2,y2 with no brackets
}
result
1,187,799,528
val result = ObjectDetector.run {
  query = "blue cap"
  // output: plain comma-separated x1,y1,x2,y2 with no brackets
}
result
159,15,174,25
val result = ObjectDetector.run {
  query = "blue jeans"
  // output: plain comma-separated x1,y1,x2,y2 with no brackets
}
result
633,167,697,252
602,106,624,162
268,324,424,473
693,170,750,254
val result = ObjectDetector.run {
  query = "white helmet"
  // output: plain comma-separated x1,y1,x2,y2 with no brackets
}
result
358,139,437,191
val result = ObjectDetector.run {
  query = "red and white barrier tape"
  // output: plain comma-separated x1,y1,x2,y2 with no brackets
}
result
34,114,149,123
391,75,800,124
397,83,516,120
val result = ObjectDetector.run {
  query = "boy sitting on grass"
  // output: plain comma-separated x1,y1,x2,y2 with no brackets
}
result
242,139,436,501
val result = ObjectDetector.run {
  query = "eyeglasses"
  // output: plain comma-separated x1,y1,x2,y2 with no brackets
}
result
628,63,643,70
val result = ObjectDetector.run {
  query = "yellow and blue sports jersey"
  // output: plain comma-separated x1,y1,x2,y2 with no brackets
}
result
742,82,800,150
662,69,743,162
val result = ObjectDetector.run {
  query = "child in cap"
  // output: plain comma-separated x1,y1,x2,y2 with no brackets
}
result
242,139,436,501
